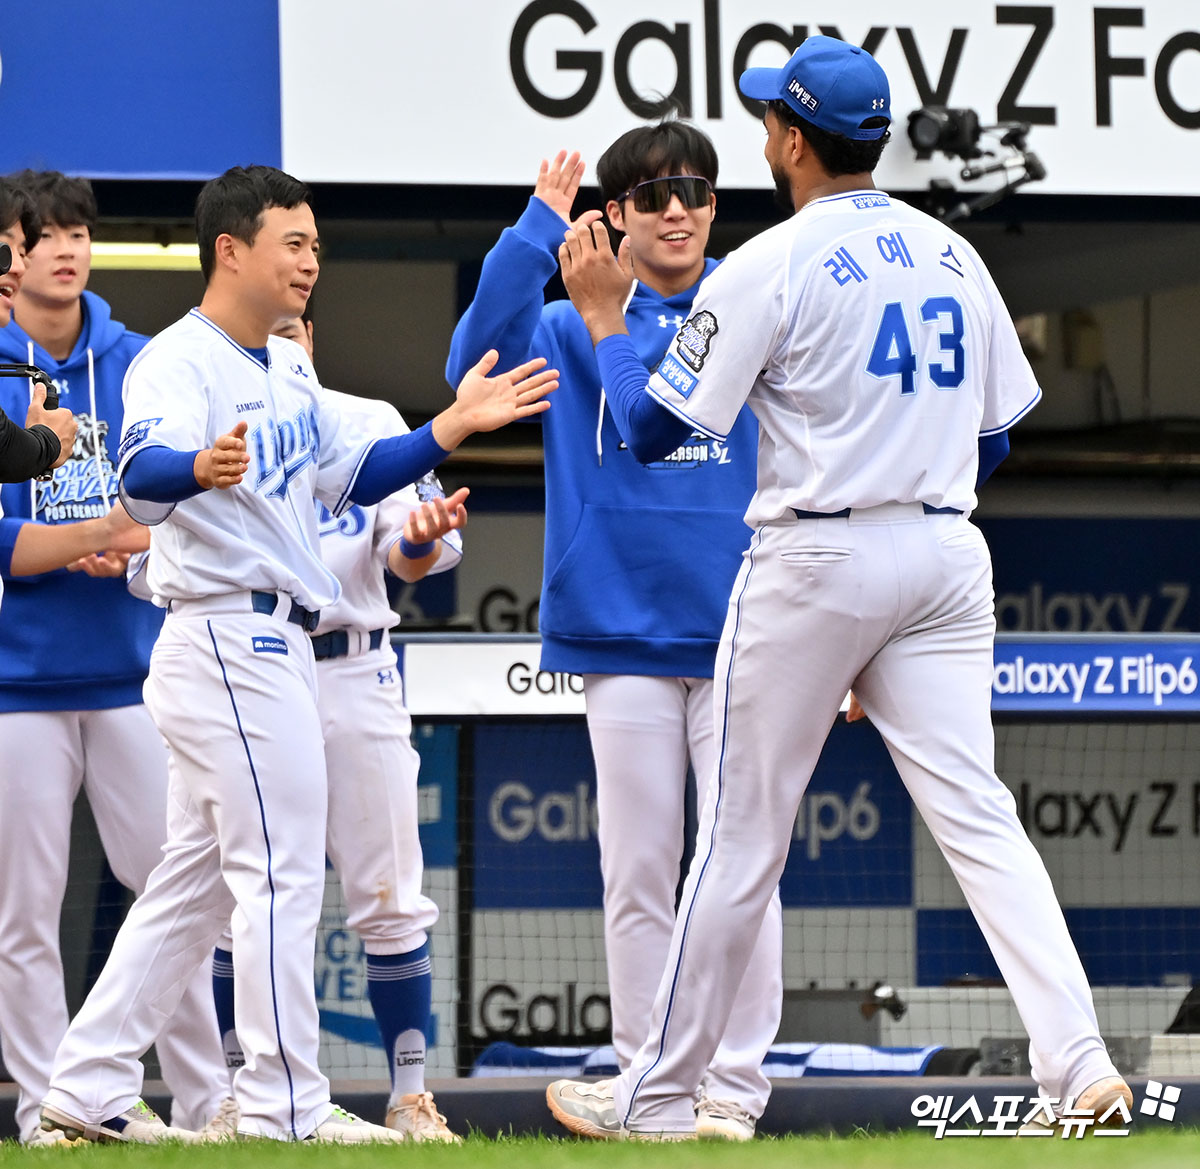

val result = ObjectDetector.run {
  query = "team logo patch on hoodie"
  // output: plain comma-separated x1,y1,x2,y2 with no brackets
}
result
36,412,121,522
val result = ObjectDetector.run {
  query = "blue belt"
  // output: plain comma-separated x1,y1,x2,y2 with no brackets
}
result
791,503,963,519
250,589,320,633
309,628,386,661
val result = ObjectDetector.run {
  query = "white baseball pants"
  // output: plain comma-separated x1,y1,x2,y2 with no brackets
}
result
45,600,334,1140
319,645,439,954
584,673,782,1117
0,704,227,1141
614,506,1119,1132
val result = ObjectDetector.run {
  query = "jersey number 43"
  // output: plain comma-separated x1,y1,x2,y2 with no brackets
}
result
866,297,965,396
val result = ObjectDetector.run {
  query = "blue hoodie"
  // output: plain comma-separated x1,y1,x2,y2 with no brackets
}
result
447,197,758,678
0,290,161,711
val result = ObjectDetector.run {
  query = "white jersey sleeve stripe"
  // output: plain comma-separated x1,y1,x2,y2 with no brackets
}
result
979,386,1043,436
645,382,728,441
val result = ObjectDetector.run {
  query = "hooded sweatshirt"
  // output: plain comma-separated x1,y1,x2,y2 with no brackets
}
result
447,197,758,678
0,290,160,711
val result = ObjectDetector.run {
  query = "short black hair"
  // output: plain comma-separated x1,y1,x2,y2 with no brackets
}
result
767,100,891,177
596,117,719,205
9,169,97,233
195,165,312,282
0,178,42,254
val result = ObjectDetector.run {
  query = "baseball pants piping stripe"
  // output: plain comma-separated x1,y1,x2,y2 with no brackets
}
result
207,621,298,1139
623,526,764,1127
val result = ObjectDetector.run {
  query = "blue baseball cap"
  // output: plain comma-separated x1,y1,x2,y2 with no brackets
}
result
738,36,891,141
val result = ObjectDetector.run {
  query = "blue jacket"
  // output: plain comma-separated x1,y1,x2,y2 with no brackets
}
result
447,197,757,678
0,290,161,711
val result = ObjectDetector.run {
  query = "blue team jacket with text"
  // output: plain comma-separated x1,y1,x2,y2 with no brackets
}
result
447,197,758,678
0,291,161,711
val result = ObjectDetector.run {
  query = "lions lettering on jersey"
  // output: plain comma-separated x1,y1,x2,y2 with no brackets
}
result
250,405,321,498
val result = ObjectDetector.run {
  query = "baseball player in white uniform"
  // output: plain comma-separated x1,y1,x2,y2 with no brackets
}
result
38,165,554,1144
208,315,462,1141
546,37,1132,1139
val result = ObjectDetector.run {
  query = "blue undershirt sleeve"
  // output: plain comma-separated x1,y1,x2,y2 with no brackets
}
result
595,335,693,464
348,421,450,507
122,446,207,503
976,430,1010,487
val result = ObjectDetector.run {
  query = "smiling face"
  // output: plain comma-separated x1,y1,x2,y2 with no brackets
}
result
20,220,91,309
606,170,716,299
231,203,320,328
0,219,29,328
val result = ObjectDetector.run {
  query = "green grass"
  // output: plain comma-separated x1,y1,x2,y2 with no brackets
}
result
3,1130,1199,1169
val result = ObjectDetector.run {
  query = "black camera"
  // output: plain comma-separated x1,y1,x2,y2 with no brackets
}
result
0,242,11,276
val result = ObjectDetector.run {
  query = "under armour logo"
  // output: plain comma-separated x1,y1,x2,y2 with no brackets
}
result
872,98,885,109
657,314,684,329
378,669,395,685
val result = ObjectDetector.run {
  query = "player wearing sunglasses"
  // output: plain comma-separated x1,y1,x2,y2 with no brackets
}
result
448,119,782,1141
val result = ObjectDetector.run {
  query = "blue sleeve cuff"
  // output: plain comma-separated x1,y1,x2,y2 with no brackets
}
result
596,335,693,463
122,446,206,503
350,421,450,507
976,431,1010,487
514,196,573,250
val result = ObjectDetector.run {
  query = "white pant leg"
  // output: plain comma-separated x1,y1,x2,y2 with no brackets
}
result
584,675,690,1070
0,711,85,1142
691,681,783,1118
852,518,1117,1101
585,674,783,1119
45,762,235,1125
614,522,875,1131
141,612,330,1139
79,705,228,1130
320,648,438,954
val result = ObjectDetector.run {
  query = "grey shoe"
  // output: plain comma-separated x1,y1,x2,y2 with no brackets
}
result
695,1095,756,1140
40,1099,199,1143
546,1079,622,1140
546,1079,697,1141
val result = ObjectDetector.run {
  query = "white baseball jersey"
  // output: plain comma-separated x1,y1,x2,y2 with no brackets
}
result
116,310,375,611
646,190,1041,524
312,390,462,636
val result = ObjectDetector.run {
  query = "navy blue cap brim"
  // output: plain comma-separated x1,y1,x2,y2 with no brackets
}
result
738,67,782,102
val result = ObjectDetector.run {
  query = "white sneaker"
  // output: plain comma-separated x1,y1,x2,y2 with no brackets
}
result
695,1095,756,1140
197,1096,240,1141
385,1091,462,1143
306,1104,406,1143
39,1099,199,1143
546,1079,696,1142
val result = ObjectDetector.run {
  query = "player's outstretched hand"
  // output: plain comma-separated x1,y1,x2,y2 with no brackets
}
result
408,486,469,544
535,150,585,224
195,421,250,490
25,382,77,469
98,500,152,554
68,550,133,578
559,212,635,343
436,352,557,450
